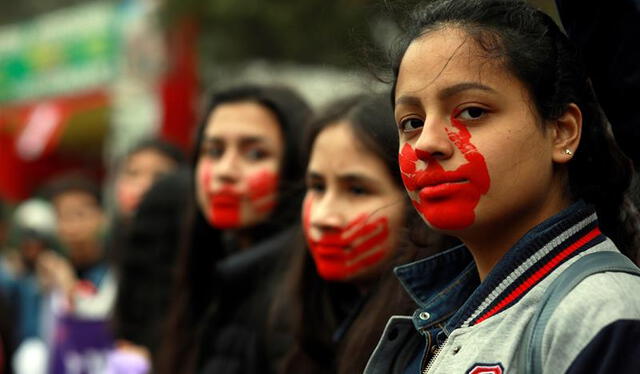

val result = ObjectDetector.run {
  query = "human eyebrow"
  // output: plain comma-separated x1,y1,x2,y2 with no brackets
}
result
338,173,378,186
438,82,496,100
394,95,422,108
239,136,270,148
306,171,323,182
200,137,222,148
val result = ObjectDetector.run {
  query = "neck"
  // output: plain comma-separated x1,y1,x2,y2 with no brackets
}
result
72,244,103,270
223,229,253,251
461,193,572,281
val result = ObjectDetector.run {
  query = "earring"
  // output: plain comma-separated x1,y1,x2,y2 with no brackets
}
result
565,149,573,156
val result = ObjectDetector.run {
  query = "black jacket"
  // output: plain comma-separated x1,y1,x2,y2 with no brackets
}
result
194,226,298,374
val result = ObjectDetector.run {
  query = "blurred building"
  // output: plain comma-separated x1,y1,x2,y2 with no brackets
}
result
0,0,198,203
0,0,558,203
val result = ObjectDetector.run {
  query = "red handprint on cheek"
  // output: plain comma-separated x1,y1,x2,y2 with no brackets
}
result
303,197,391,281
247,170,278,214
398,117,490,230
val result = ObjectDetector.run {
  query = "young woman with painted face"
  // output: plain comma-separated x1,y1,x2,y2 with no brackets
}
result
159,85,311,374
364,1,640,373
275,94,448,374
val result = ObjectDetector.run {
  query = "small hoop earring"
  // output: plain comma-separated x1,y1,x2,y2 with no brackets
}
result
565,149,573,156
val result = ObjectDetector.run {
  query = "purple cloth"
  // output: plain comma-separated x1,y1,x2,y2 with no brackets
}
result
105,349,150,374
49,316,114,374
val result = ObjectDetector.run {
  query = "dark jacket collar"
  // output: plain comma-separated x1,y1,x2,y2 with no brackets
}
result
395,201,606,334
215,225,299,284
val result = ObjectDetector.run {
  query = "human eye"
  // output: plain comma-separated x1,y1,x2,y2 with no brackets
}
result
398,117,424,133
306,180,325,194
456,106,487,120
202,143,224,159
347,183,371,196
244,147,270,161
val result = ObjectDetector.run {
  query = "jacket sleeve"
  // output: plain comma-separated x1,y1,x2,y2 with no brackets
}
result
555,0,640,167
565,319,640,374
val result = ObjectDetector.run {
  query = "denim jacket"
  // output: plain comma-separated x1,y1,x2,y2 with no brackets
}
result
365,201,640,373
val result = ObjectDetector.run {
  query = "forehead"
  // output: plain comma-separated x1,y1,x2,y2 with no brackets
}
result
204,101,283,142
126,149,175,167
53,190,99,211
397,27,510,96
308,122,390,180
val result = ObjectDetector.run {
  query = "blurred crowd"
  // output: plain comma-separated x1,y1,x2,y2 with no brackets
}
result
0,139,185,373
1,0,640,374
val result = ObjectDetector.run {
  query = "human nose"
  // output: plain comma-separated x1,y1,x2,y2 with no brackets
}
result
414,117,454,161
215,149,241,184
310,192,346,234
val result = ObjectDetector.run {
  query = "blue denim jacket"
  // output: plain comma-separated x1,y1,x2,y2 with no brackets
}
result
365,201,600,374
364,244,477,374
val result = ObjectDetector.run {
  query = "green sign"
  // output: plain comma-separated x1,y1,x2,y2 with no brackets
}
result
0,2,121,102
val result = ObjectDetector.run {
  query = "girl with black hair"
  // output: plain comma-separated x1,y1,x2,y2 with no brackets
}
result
107,169,189,374
275,94,449,374
112,138,186,221
365,1,640,373
159,84,311,374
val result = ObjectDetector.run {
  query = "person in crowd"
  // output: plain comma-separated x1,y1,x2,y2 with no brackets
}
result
106,139,185,266
107,169,189,374
111,138,185,221
364,1,640,373
274,94,449,374
39,175,110,314
38,174,114,374
158,84,312,374
0,199,56,374
0,199,57,343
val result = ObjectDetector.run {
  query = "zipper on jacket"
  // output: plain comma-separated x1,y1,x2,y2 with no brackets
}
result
421,324,448,374
419,330,432,371
422,336,447,374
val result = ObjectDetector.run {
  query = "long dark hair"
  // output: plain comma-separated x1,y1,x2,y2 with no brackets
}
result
275,93,449,374
111,169,189,355
159,84,311,374
390,0,639,262
107,138,186,265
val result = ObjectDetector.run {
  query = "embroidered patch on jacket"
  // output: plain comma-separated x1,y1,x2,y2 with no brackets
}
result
466,363,504,374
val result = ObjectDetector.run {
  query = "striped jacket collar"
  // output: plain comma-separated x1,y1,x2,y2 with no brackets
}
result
395,201,606,334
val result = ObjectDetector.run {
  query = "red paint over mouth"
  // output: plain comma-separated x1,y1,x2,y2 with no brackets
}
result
211,193,240,206
418,180,471,200
398,115,490,230
302,197,391,281
208,187,241,228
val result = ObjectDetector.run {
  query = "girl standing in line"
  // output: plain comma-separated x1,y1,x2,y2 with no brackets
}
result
276,94,448,374
159,85,311,374
365,1,640,373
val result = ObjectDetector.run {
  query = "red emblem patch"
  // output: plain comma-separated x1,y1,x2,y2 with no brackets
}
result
466,363,504,374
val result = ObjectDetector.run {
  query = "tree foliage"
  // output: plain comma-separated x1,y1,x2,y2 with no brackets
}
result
161,0,423,68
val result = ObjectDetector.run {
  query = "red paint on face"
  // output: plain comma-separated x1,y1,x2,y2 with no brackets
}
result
247,170,278,214
115,184,139,216
201,159,240,229
303,196,391,281
399,116,490,230
201,161,278,229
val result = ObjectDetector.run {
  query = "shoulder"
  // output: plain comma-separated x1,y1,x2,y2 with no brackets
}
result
561,271,640,318
543,271,640,373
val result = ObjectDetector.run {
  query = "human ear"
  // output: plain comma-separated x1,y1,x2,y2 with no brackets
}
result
551,103,582,164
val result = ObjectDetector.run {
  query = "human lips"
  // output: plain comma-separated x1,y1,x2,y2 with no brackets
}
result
210,190,240,207
414,169,471,200
310,237,350,257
